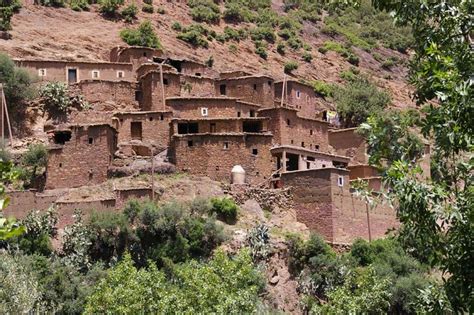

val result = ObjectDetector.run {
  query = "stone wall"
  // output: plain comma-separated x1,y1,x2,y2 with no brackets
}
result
259,107,329,151
15,60,134,83
180,61,217,78
348,164,379,179
171,118,269,134
275,81,326,119
180,75,216,97
113,111,173,149
216,76,274,107
140,71,181,111
73,80,138,109
328,128,368,165
170,134,274,184
46,125,116,189
281,168,397,244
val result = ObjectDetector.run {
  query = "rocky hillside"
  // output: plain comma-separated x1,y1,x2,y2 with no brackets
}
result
5,0,415,109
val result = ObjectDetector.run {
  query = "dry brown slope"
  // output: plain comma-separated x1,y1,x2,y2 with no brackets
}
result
4,1,414,108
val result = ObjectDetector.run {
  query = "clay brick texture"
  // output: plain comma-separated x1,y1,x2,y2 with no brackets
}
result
328,128,368,165
140,71,181,111
216,76,275,107
170,134,274,184
15,60,134,83
45,125,116,189
113,111,173,149
167,98,260,119
73,80,139,109
259,107,329,151
281,168,398,243
275,81,327,119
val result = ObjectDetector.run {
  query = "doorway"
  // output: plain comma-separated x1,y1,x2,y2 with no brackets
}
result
131,121,143,140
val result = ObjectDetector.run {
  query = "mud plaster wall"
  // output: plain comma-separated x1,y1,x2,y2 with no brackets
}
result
46,126,116,189
180,61,217,78
170,134,273,184
136,64,176,80
216,77,274,107
180,76,216,97
281,168,397,243
260,108,329,151
275,82,324,119
16,60,134,83
328,129,368,165
171,119,268,134
73,80,138,109
114,112,172,149
167,99,259,119
140,72,181,111
348,164,379,179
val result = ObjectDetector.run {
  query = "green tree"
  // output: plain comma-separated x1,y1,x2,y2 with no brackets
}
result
362,0,473,311
85,250,264,313
120,20,162,49
22,143,48,179
0,0,21,31
98,0,124,16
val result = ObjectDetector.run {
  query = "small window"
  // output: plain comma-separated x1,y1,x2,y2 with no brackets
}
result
201,108,208,116
88,137,94,144
117,71,124,78
149,117,153,121
188,140,194,147
301,142,305,147
59,163,62,168
223,142,229,149
237,111,241,117
219,84,227,95
210,123,216,133
322,164,326,168
253,84,257,91
287,119,291,126
337,176,344,187
92,70,100,79
250,110,255,117
160,114,164,120
315,145,320,150
195,72,201,77
306,162,310,169
296,90,301,99
163,78,169,85
290,140,294,144
143,52,147,57
310,129,313,135
38,69,46,77
268,80,272,86
135,91,142,102
252,148,258,156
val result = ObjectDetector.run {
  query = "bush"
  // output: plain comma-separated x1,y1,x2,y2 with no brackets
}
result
36,0,65,7
250,26,276,43
142,0,152,4
277,42,286,54
40,82,72,114
120,20,162,49
255,46,268,59
318,46,328,54
121,3,137,22
228,44,238,53
311,80,334,98
284,60,298,74
69,0,89,11
210,197,238,223
0,0,21,31
302,51,312,62
177,24,210,48
98,0,124,16
188,0,220,23
21,143,47,182
141,4,153,13
155,6,164,14
223,26,247,42
85,250,264,314
205,55,214,67
171,21,182,31
333,76,391,127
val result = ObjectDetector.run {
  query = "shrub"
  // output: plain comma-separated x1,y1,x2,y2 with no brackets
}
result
69,0,89,11
333,76,391,127
246,224,271,261
311,80,334,98
120,20,162,49
255,46,268,59
177,24,210,48
171,21,182,31
142,0,152,4
21,143,47,182
36,0,65,7
284,60,298,74
345,52,359,66
228,44,238,53
205,55,214,67
98,0,124,16
188,0,220,23
121,3,137,23
223,26,247,41
318,46,328,54
287,36,302,50
0,0,21,31
40,82,72,114
141,4,153,13
155,6,164,14
250,26,276,43
302,51,312,62
210,197,238,223
276,42,286,54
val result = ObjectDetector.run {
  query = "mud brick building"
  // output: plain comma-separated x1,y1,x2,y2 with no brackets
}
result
45,124,116,189
6,45,429,244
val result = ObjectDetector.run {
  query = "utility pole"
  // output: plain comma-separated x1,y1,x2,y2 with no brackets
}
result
280,75,286,108
0,84,13,147
159,61,166,111
150,146,155,201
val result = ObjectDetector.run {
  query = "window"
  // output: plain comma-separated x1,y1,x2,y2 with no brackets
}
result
135,91,142,102
249,110,255,117
163,78,169,85
195,73,201,77
117,71,124,78
290,140,294,144
131,121,143,140
296,90,301,99
92,70,100,79
149,117,153,121
38,69,46,77
143,52,147,57
315,145,320,150
268,80,272,86
252,148,258,156
54,131,72,144
306,162,310,169
160,114,164,120
219,84,226,95
88,137,94,144
322,164,326,168
201,108,208,116
210,123,216,133
253,84,257,90
188,140,194,147
59,163,62,168
223,142,229,149
310,129,313,135
237,111,241,117
301,142,305,147
337,176,344,187
287,119,291,126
